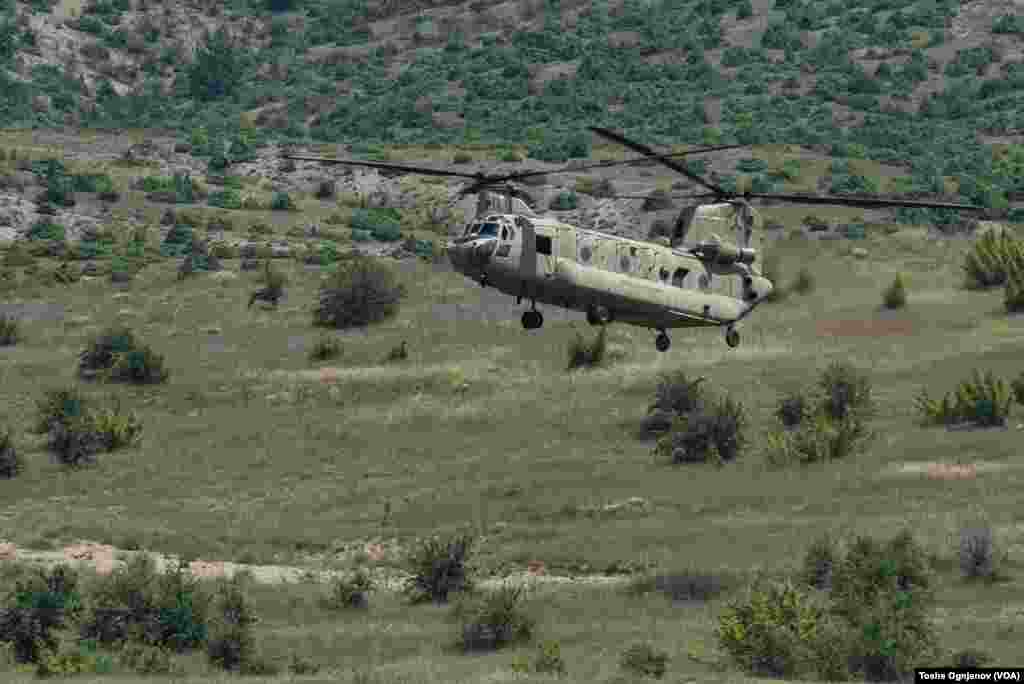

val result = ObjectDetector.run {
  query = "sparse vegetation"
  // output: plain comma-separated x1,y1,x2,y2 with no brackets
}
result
308,334,341,362
719,530,937,682
0,428,21,479
963,230,1024,290
567,326,607,370
792,266,815,295
882,273,907,309
915,370,1014,428
403,534,474,604
313,255,406,329
33,387,143,466
0,314,20,346
78,326,169,384
453,584,534,652
321,570,374,610
958,524,1007,583
620,641,669,679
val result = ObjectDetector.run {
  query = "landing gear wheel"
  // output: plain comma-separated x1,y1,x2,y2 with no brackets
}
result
655,331,671,353
725,327,740,348
586,305,612,326
521,310,544,330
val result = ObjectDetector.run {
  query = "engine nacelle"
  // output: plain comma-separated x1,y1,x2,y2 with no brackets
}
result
694,241,757,266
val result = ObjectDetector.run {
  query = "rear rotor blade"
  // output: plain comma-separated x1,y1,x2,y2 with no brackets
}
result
589,126,731,197
743,192,985,211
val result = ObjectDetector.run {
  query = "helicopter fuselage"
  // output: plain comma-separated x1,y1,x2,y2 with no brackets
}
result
446,212,773,342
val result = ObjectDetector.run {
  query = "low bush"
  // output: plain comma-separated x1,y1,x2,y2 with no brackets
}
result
640,371,707,438
629,569,731,602
313,255,406,329
792,266,815,294
0,564,82,664
963,230,1024,289
270,192,295,211
80,555,210,652
0,428,21,479
959,524,1008,583
549,190,578,211
403,534,474,604
308,335,341,362
1005,259,1024,312
34,388,143,467
819,360,874,422
567,326,607,370
1012,372,1024,405
385,340,408,362
78,326,169,384
655,396,747,465
0,314,20,346
619,641,669,679
321,570,373,610
206,574,272,674
915,370,1013,427
882,274,907,309
720,530,937,682
453,584,534,652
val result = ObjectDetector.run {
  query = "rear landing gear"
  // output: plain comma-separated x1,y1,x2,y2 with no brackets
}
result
655,329,671,352
521,308,543,330
725,326,740,348
586,304,612,326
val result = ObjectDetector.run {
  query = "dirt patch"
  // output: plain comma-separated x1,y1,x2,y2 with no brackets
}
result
816,317,916,338
881,461,1018,481
0,540,630,592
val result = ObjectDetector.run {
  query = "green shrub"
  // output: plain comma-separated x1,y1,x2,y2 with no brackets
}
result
28,219,65,241
766,410,871,467
0,314,20,346
270,192,295,210
641,371,707,437
385,340,408,362
206,575,268,674
321,570,374,610
453,584,534,652
963,230,1024,289
308,335,341,362
81,555,209,651
314,179,336,199
78,325,169,384
818,360,874,422
800,533,841,590
0,428,21,479
792,266,815,294
208,189,241,209
656,395,746,465
34,389,143,467
352,207,403,241
0,564,82,664
1005,259,1024,312
775,391,808,428
567,326,607,370
403,534,474,604
313,255,406,329
499,149,523,162
958,524,1007,583
915,370,1013,427
1012,372,1024,405
549,190,578,211
619,641,669,679
452,151,473,164
34,637,114,677
882,274,907,309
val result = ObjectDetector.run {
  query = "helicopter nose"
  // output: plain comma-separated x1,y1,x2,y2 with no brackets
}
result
471,239,496,266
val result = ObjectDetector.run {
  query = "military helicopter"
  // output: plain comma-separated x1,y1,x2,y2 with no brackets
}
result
283,127,983,352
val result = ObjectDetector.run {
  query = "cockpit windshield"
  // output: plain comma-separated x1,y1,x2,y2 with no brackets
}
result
478,222,500,238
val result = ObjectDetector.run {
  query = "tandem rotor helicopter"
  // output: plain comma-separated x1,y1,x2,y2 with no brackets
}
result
284,126,983,352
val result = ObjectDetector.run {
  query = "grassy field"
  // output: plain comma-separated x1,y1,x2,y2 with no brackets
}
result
2,222,1024,680
2,131,1024,679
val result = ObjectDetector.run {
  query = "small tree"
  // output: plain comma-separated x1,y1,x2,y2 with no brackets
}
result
313,256,406,329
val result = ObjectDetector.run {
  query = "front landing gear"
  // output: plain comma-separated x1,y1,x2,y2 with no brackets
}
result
655,329,671,352
725,326,740,348
521,307,544,330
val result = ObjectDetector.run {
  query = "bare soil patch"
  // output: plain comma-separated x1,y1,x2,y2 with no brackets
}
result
816,316,917,338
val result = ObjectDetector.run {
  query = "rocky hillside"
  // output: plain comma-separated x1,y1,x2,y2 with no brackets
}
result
1,0,1023,218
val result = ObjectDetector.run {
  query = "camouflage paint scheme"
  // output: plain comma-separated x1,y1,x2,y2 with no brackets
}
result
452,201,773,332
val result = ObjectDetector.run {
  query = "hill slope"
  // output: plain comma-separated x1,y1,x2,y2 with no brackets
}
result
1,0,1023,211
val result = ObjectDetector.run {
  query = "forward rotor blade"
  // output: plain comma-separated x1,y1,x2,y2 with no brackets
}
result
281,156,488,181
589,126,731,197
742,192,985,211
503,144,747,178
